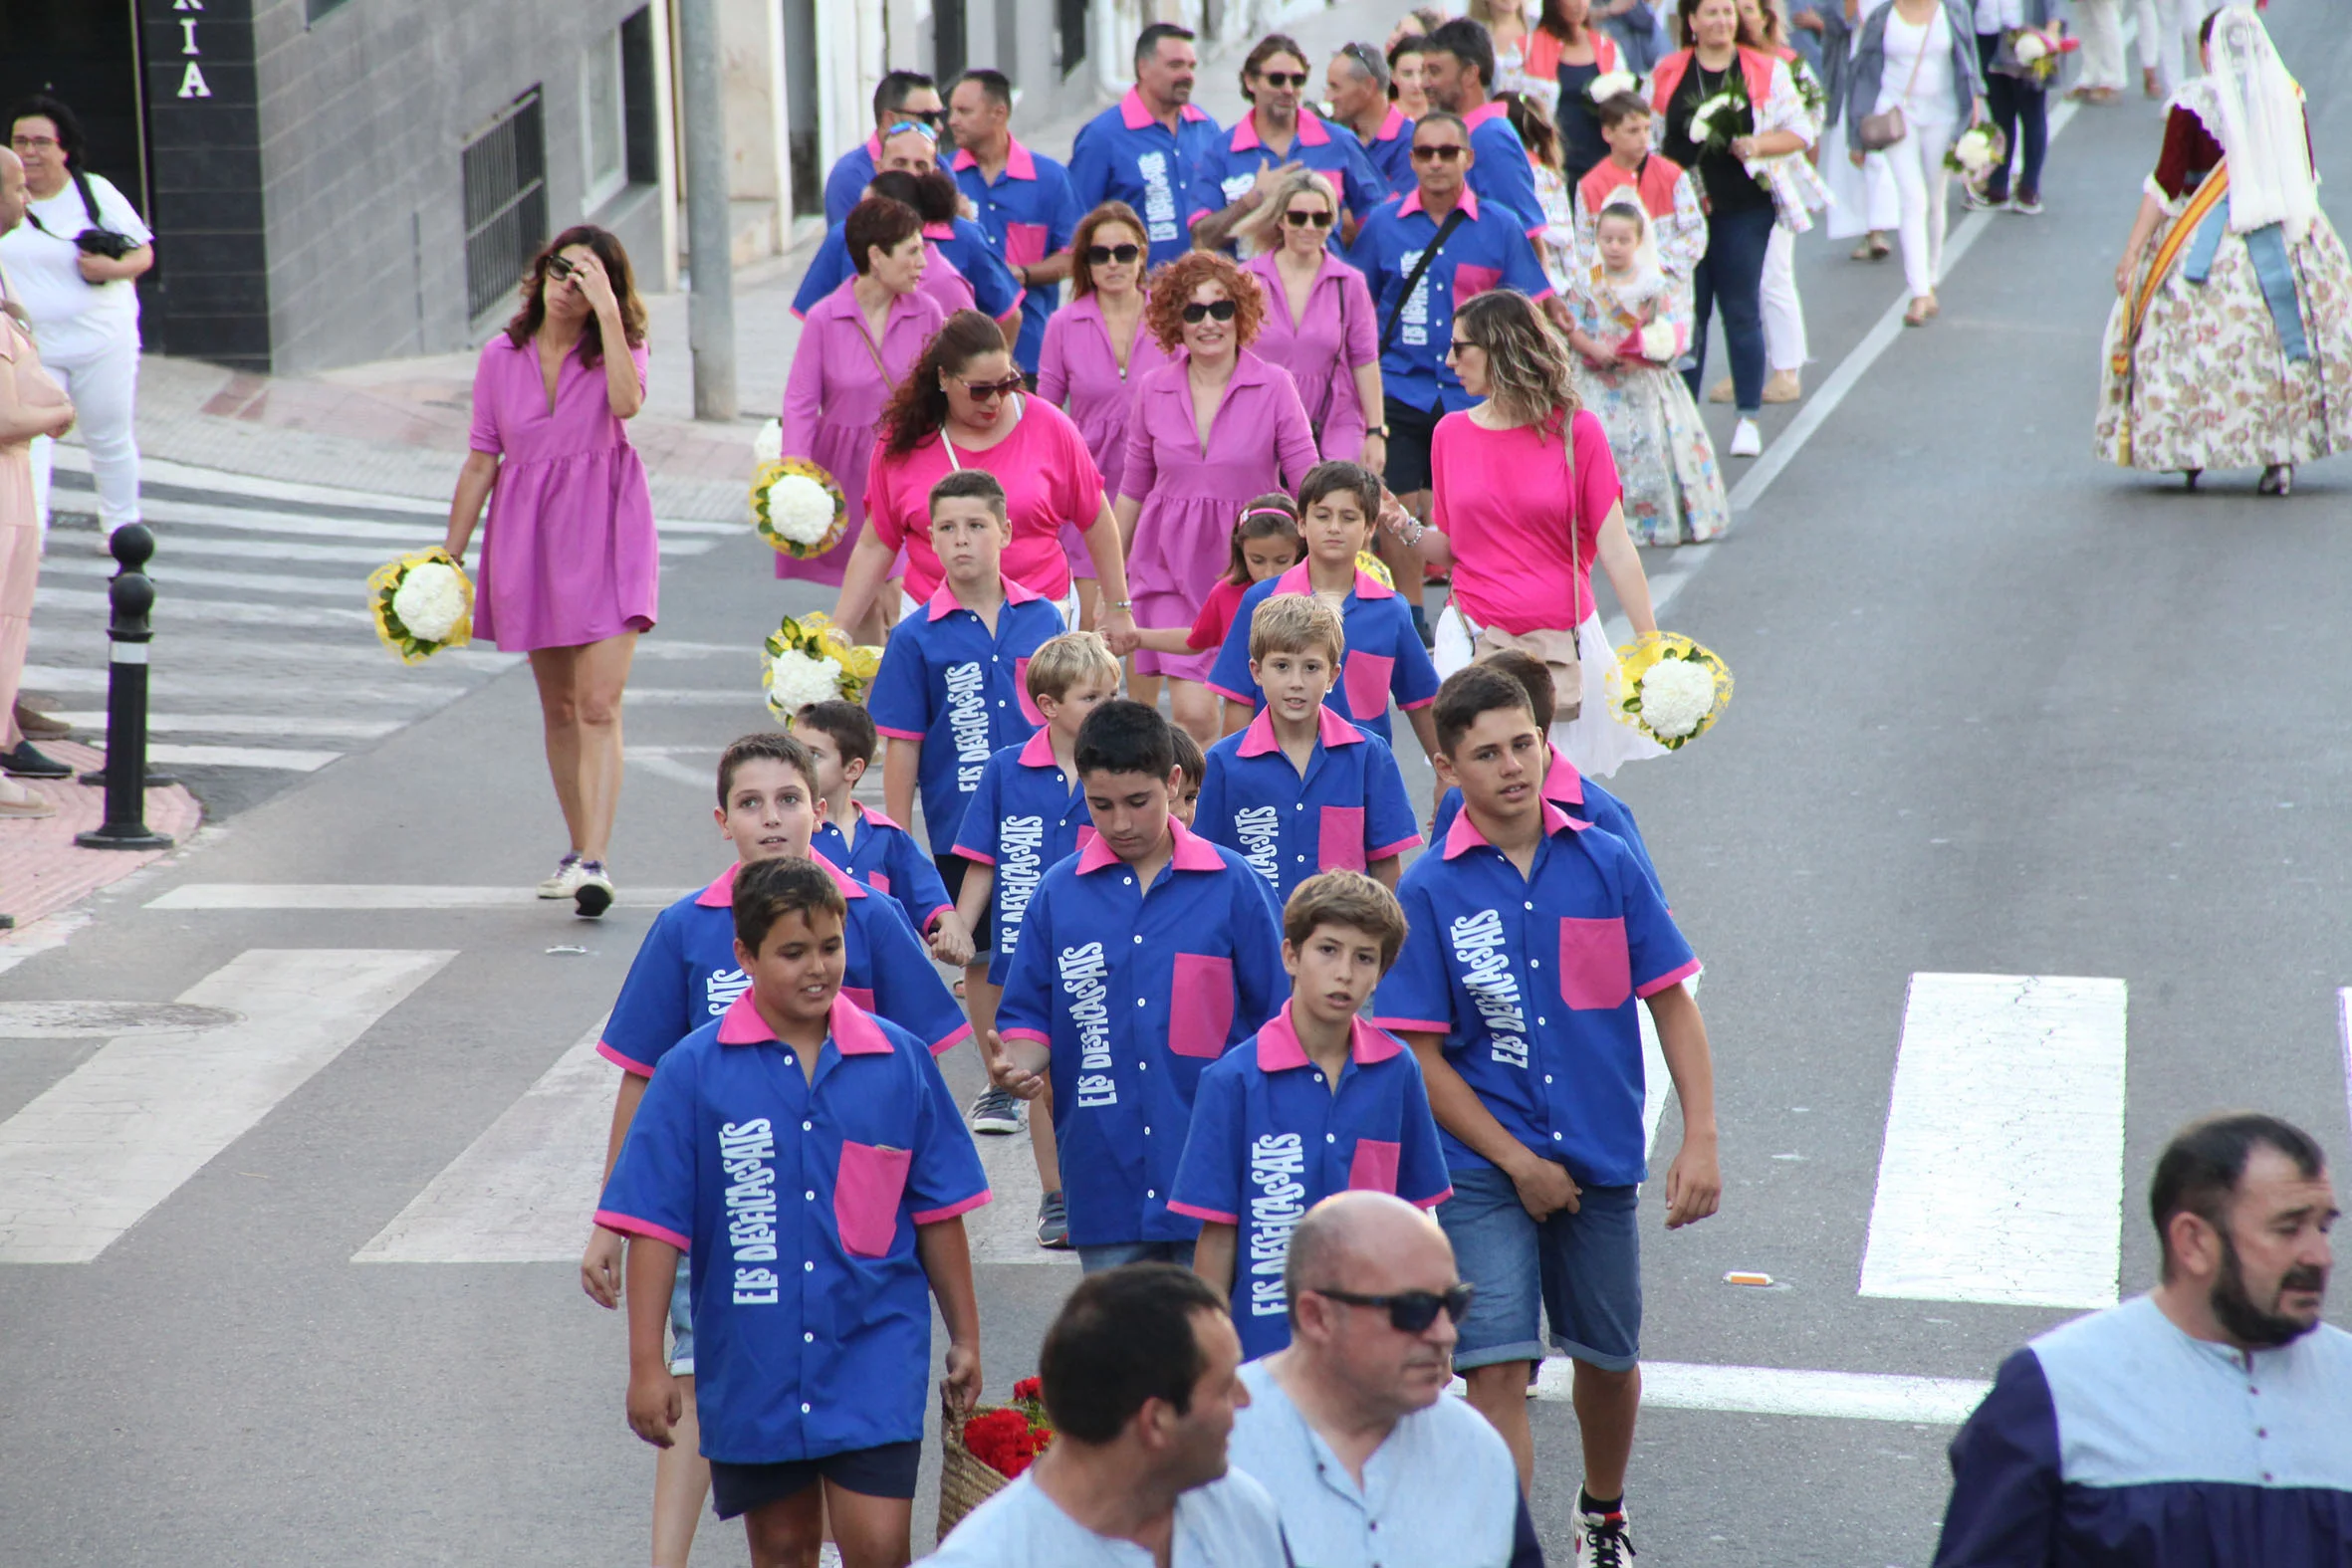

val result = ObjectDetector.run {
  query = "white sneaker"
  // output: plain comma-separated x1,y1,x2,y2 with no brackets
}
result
573,860,615,919
1572,1502,1636,1567
536,854,586,898
1729,417,1763,458
819,1546,845,1568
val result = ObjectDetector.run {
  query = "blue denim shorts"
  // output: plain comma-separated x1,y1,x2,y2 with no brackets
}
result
1437,1163,1642,1373
1076,1238,1197,1275
667,1262,694,1376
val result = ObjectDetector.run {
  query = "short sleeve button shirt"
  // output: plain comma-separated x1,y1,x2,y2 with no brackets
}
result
596,857,971,1076
823,137,881,225
1459,101,1547,236
994,816,1288,1248
812,804,956,938
595,991,990,1464
1345,187,1553,412
950,729,1097,986
1068,91,1224,269
1195,111,1389,231
867,576,1065,854
1371,801,1699,1185
1194,705,1423,911
1345,107,1419,196
1205,563,1441,745
953,139,1084,372
1431,748,1665,901
1169,1005,1452,1358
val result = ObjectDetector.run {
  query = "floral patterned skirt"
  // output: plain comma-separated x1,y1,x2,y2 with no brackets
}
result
1571,360,1733,547
2096,210,2352,473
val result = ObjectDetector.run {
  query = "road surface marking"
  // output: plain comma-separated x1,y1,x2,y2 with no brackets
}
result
39,553,388,597
51,712,401,739
144,744,343,772
36,584,374,630
20,663,468,705
145,884,691,911
2337,990,2352,1142
0,949,454,1262
1449,1359,1991,1425
355,1021,611,1262
626,753,720,789
1860,973,2127,1309
623,688,779,707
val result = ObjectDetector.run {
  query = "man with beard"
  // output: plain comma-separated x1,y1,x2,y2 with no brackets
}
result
1933,1113,2349,1567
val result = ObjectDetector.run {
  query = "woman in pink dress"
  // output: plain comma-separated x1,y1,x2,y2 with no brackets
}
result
444,224,654,915
777,196,948,636
0,273,76,823
1113,250,1319,744
833,311,1137,649
1036,202,1168,628
1236,168,1385,467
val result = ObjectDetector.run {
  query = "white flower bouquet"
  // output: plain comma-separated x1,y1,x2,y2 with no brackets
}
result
1945,123,2007,178
1587,71,1638,105
366,548,476,665
1637,320,1679,363
1685,77,1752,155
753,457,849,560
1605,632,1733,750
761,611,882,719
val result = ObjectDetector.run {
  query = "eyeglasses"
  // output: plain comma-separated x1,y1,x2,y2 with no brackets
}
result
1180,299,1239,325
545,255,582,280
1257,71,1311,88
1311,1284,1476,1334
960,375,1027,401
1284,208,1335,229
882,120,940,142
1411,143,1467,162
1085,243,1142,266
891,108,945,128
9,133,60,151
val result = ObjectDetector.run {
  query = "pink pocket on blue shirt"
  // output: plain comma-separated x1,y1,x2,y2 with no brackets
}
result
1014,657,1043,725
1167,953,1236,1058
1346,1138,1402,1195
1005,222,1050,268
1557,917,1631,1010
1318,806,1367,872
1342,650,1393,721
834,1141,913,1257
1453,263,1503,302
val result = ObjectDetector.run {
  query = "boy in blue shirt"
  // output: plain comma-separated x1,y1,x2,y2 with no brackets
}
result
948,629,1121,1245
1170,871,1451,1359
1197,596,1422,905
598,856,987,1566
1169,724,1206,828
580,731,969,1563
1371,664,1721,1567
1208,462,1439,762
987,700,1288,1275
796,699,973,965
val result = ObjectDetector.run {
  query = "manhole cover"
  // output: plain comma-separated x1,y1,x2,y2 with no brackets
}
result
0,1002,243,1038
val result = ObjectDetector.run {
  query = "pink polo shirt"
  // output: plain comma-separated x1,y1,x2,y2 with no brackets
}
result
1429,409,1622,634
863,396,1106,603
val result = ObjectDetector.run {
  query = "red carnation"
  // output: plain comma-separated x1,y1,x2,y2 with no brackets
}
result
1013,1376,1044,1402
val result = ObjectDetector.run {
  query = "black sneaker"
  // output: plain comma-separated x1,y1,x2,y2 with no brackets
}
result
1037,1191,1071,1249
0,742,72,780
573,860,615,918
968,1085,1025,1135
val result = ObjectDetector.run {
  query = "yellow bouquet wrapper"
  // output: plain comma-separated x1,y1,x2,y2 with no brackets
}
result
1606,632,1733,751
367,548,476,666
761,611,883,719
753,457,850,560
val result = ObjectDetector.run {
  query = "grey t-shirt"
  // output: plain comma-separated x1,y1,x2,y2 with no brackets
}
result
920,1467,1290,1567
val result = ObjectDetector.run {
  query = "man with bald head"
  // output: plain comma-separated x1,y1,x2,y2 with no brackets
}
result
1227,1192,1538,1567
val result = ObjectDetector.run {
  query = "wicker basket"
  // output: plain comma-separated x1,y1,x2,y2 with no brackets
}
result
936,1389,1015,1540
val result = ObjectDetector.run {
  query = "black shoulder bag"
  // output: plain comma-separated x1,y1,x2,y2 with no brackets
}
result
1378,205,1472,353
25,168,140,265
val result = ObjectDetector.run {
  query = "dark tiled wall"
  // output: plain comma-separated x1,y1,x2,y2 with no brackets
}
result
142,0,272,369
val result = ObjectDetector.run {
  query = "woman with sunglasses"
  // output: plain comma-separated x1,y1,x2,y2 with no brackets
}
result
1038,203,1169,626
777,196,946,643
443,226,655,913
831,311,1135,647
1114,251,1319,744
1237,169,1384,469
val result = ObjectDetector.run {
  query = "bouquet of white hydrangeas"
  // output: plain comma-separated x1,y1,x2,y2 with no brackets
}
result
1945,123,2007,178
1638,320,1679,363
1606,632,1733,750
761,612,882,719
366,548,476,665
752,456,848,559
1587,70,1638,104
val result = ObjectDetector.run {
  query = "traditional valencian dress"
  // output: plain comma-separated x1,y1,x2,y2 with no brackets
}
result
1567,238,1730,548
2095,10,2352,478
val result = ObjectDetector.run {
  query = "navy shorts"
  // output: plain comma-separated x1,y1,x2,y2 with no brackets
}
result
1438,1163,1642,1373
1382,393,1447,495
708,1440,924,1518
933,853,998,968
1076,1238,1197,1275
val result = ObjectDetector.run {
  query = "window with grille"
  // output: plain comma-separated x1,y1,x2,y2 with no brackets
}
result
462,88,549,322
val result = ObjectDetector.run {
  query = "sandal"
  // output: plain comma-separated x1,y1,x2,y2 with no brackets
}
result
1903,298,1934,328
2258,464,2294,497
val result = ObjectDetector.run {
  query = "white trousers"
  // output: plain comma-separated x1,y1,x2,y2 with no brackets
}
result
1762,224,1806,372
26,333,141,532
1884,116,1957,300
1433,605,1666,779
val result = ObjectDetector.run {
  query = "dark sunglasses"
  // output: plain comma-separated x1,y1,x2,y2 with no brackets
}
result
960,375,1027,401
892,109,945,128
545,254,582,280
1312,1283,1476,1333
1258,70,1311,88
1284,208,1335,229
1412,143,1467,162
1181,299,1240,324
1085,242,1142,266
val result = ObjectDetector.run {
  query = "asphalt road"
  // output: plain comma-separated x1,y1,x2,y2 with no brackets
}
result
3,6,2350,1565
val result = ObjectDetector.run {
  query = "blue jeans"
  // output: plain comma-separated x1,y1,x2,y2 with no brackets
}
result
1978,34,2049,202
1437,1163,1643,1373
1683,204,1777,415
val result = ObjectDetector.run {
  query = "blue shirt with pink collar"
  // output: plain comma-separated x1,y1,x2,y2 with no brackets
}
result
949,728,1096,986
1371,800,1698,1187
867,575,1065,855
811,803,955,941
595,990,990,1464
1204,563,1440,748
596,857,970,1078
1068,89,1224,268
1194,110,1389,233
1170,1004,1451,1359
995,815,1288,1249
1196,704,1423,910
1430,748,1664,901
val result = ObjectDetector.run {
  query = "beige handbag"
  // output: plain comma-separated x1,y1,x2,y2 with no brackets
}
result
1857,11,1933,151
1473,419,1583,723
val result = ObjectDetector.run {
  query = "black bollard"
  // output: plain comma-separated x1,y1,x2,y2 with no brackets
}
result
75,525,175,851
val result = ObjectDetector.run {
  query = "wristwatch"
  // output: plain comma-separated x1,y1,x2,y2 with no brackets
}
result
1369,424,1390,438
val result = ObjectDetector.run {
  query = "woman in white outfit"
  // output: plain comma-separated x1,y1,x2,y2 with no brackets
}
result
0,98,151,536
1844,0,1985,328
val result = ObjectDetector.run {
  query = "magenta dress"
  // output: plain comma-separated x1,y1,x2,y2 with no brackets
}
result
779,279,950,585
467,333,658,651
1242,250,1380,461
1118,349,1318,682
1037,292,1169,580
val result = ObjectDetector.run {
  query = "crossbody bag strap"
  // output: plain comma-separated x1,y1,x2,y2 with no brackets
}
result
1380,205,1472,353
1897,10,1932,108
1562,410,1582,623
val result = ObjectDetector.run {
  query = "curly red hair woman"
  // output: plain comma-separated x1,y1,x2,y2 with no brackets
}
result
1140,251,1268,352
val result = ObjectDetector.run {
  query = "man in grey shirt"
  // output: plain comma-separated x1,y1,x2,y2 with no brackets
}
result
921,1263,1289,1567
1227,1193,1540,1567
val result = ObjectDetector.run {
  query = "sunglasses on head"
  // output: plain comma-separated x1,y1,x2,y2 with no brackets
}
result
1312,1283,1476,1334
1085,242,1142,266
1181,299,1239,324
1257,70,1311,88
882,119,940,141
1284,208,1335,229
959,375,1027,401
1412,143,1467,162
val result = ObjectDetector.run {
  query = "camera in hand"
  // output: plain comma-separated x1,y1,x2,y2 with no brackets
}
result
74,226,137,261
